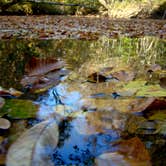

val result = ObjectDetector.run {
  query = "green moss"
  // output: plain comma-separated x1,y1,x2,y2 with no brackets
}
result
0,99,38,119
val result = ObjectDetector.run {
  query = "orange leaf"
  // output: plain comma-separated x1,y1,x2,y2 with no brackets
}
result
117,137,151,162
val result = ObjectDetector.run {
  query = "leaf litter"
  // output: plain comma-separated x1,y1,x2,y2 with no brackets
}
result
0,16,166,165
0,16,166,40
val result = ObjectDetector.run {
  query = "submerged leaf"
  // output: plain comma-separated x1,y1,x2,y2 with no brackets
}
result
0,118,11,129
112,70,135,82
95,152,129,166
86,110,127,132
0,87,23,98
149,110,166,121
21,69,69,93
136,85,166,97
121,81,166,97
96,137,151,165
117,137,151,161
0,99,38,119
145,99,166,111
84,97,155,113
21,57,66,92
25,57,64,76
87,72,108,83
6,120,59,166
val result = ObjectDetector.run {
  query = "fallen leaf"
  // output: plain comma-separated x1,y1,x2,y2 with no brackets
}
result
25,57,64,76
0,99,38,119
0,87,22,98
116,137,151,162
84,97,155,113
95,150,151,166
95,152,131,166
21,57,65,90
112,70,135,82
6,120,59,166
21,69,69,92
120,81,166,97
145,99,166,111
0,118,11,129
87,72,108,83
147,64,161,72
136,85,166,97
8,88,23,97
86,110,127,133
148,110,166,121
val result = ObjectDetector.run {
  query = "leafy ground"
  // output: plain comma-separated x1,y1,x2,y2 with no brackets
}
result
0,16,166,40
0,16,166,166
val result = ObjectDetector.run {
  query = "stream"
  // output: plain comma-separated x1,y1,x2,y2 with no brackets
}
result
0,36,166,165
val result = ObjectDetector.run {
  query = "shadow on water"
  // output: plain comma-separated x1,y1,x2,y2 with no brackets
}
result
0,36,166,165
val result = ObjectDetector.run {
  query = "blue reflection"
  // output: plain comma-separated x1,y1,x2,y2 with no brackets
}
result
37,83,83,120
52,120,118,165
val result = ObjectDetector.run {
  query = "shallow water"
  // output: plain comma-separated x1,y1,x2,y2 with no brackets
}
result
0,36,166,165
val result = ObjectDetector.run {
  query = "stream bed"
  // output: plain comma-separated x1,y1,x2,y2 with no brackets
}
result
0,36,166,165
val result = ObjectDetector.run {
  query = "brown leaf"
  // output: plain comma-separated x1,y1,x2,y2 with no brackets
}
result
127,97,155,112
112,70,135,82
83,97,155,113
6,120,59,166
144,99,166,111
87,72,107,83
21,70,69,92
117,137,151,162
86,111,127,133
147,64,161,72
0,88,22,98
95,151,151,166
25,57,64,76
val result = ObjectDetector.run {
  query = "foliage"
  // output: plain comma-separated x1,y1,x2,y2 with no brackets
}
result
99,0,166,18
0,0,102,15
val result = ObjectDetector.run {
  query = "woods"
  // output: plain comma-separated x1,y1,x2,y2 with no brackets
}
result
0,0,165,18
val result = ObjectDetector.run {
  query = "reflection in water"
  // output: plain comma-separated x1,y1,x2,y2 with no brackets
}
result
0,36,166,165
0,37,165,89
52,119,119,165
37,84,83,120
